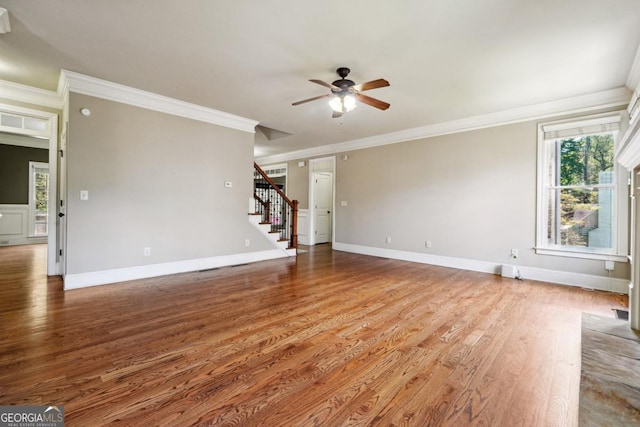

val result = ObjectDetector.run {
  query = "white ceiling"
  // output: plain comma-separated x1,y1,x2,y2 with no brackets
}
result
1,0,639,160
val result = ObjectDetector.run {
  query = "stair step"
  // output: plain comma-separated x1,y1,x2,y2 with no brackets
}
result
248,209,296,257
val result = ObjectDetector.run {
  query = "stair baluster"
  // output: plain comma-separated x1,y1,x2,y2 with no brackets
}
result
253,162,298,249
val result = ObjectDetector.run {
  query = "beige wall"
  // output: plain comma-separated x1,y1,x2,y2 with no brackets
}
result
286,160,309,209
285,115,631,280
66,93,272,274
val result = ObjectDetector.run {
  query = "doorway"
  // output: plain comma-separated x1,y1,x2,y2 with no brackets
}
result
0,134,49,245
308,157,335,245
0,105,60,276
313,172,333,244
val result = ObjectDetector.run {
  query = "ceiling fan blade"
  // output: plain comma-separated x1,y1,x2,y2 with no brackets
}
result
352,78,390,92
354,93,390,110
292,93,331,106
332,111,343,119
309,79,340,90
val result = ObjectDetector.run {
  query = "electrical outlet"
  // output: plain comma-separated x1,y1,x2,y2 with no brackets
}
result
605,261,615,271
511,248,518,259
144,247,151,256
386,237,391,244
426,240,432,248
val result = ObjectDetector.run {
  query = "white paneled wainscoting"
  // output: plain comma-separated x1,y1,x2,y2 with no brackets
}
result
0,204,46,246
297,209,309,245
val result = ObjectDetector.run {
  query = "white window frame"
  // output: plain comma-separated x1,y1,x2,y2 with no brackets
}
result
28,161,49,238
536,112,628,262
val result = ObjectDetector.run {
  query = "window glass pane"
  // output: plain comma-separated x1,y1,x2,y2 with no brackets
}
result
547,187,613,249
35,170,49,213
1,113,22,128
23,117,47,132
545,139,558,187
31,166,49,237
557,134,614,186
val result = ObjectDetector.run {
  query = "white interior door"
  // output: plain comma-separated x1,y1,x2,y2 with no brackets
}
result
313,172,332,244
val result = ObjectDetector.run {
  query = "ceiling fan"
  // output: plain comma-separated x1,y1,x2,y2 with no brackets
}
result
292,67,390,118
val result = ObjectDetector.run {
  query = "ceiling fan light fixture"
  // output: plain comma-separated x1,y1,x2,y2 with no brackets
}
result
343,94,357,111
329,94,357,113
293,67,389,118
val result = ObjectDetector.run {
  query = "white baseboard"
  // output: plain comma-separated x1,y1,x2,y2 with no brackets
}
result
64,249,288,290
0,237,47,246
333,242,629,294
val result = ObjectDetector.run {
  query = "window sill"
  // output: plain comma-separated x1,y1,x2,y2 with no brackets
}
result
535,247,628,262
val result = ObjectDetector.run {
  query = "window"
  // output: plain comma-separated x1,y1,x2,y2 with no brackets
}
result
28,161,49,237
260,163,288,178
0,112,48,135
536,113,627,261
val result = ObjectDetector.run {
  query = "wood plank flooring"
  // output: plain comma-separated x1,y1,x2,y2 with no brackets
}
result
0,244,629,426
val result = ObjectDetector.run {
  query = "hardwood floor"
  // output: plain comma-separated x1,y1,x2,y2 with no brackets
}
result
0,244,629,426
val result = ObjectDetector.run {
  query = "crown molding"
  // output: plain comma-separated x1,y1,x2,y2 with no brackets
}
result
58,70,259,133
616,108,640,169
0,8,10,34
256,87,632,164
0,79,62,109
627,42,640,92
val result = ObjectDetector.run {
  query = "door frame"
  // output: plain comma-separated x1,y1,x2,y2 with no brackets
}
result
632,167,640,330
312,171,333,244
0,103,60,275
308,156,336,245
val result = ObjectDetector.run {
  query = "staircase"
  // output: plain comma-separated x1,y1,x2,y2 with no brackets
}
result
250,162,298,256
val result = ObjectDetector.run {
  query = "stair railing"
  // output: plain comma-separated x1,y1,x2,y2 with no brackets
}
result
253,162,298,249
253,193,271,223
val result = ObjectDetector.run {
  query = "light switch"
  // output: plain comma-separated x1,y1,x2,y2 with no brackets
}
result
341,201,348,207
80,190,89,200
